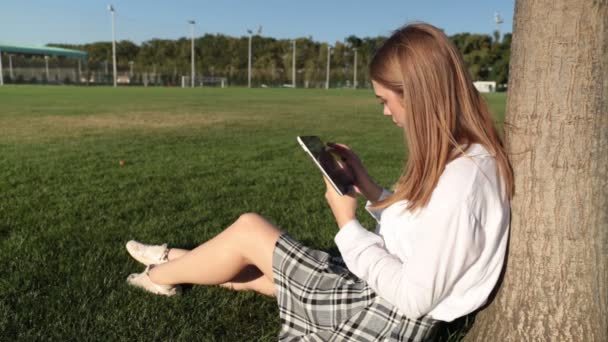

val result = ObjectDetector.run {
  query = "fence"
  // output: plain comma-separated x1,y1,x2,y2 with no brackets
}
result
0,57,371,88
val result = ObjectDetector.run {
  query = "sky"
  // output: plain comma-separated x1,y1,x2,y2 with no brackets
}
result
0,1,515,46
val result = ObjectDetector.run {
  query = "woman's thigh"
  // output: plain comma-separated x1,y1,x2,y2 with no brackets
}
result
230,212,284,282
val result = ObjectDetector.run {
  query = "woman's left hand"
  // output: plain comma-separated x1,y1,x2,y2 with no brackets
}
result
323,176,358,229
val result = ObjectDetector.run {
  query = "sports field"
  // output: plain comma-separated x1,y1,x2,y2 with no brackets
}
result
0,86,506,340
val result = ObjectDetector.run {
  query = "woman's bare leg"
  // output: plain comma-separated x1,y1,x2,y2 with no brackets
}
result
166,248,188,260
165,248,275,296
148,213,282,296
217,265,276,296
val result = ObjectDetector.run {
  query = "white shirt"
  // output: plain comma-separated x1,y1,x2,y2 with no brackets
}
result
334,144,510,322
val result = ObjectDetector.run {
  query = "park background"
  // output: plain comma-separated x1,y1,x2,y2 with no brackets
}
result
0,1,537,341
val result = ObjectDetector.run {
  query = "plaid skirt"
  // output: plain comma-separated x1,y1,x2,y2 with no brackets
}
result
272,232,441,342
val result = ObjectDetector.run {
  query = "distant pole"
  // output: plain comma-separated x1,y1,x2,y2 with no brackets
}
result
8,54,14,79
247,29,253,88
494,11,504,42
0,50,4,86
188,20,196,87
129,61,134,76
108,4,117,87
44,56,50,81
325,45,331,89
353,48,358,89
78,59,82,83
247,26,262,88
292,39,296,88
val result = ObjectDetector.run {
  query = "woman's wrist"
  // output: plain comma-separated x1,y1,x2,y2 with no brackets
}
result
358,175,383,202
336,215,356,229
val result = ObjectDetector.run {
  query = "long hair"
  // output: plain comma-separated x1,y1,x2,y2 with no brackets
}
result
369,22,513,211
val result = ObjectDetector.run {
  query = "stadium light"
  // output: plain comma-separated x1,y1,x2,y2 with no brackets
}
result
247,25,262,88
292,39,296,88
44,56,50,82
8,54,14,80
0,49,4,86
353,48,358,89
108,4,117,87
291,39,296,88
325,44,332,90
188,20,196,87
494,11,504,42
78,59,82,84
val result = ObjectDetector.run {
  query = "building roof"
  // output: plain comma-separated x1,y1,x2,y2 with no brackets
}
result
0,43,87,59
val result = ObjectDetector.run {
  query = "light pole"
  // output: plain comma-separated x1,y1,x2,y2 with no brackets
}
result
8,54,14,80
247,30,253,88
325,45,332,90
108,4,117,87
44,56,50,82
292,39,296,88
247,26,262,88
78,59,82,83
291,40,297,88
353,48,358,89
494,11,504,42
188,20,196,87
0,50,4,86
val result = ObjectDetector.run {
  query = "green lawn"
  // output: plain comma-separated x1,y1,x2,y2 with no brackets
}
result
0,86,506,341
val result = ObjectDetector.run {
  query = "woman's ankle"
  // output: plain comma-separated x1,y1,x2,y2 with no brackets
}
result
148,265,165,285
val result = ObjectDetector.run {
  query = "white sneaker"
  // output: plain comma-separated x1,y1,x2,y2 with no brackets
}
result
127,265,180,296
126,240,170,266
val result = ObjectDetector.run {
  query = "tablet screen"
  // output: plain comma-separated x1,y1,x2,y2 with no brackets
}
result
298,136,353,194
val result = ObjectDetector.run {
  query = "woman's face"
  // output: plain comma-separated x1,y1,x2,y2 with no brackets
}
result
372,80,406,128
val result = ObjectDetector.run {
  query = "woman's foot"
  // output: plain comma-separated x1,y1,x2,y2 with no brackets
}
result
127,265,180,296
126,240,170,266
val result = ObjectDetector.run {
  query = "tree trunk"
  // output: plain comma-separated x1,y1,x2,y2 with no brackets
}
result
466,0,608,340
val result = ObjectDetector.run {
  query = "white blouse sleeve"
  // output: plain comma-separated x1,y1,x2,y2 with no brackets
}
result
334,199,483,319
364,188,393,222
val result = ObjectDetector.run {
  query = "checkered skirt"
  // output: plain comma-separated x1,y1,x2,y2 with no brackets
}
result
272,232,441,342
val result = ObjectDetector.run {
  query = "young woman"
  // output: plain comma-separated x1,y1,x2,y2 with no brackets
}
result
125,22,513,341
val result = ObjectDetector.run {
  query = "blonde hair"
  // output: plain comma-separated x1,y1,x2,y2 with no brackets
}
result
369,22,513,211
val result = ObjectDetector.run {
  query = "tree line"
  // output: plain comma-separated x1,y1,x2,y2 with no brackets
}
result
49,31,511,88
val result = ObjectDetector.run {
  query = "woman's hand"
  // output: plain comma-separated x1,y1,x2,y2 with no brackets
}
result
323,176,357,229
327,143,383,202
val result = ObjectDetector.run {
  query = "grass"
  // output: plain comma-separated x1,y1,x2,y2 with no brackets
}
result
0,86,506,341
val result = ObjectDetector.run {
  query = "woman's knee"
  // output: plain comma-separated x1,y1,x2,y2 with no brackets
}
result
236,212,262,225
233,213,282,236
230,213,282,266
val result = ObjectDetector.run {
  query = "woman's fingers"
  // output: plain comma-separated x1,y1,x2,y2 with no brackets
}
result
328,142,352,152
328,144,354,160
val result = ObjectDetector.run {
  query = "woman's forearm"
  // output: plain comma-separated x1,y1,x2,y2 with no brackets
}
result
359,176,384,203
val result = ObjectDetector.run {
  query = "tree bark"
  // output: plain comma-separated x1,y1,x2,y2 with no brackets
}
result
466,0,608,341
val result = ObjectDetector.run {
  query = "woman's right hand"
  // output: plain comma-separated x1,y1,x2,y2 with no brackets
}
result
327,143,383,202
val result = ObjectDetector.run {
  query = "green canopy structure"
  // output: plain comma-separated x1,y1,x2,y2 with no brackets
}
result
0,43,87,85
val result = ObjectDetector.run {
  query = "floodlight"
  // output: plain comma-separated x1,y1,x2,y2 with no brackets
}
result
494,12,504,24
108,4,117,87
188,20,196,87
